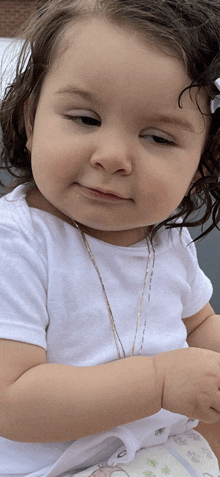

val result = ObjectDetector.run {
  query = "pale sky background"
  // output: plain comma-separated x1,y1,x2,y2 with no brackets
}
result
0,37,24,99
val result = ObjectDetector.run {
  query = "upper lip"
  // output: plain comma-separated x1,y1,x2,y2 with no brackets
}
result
79,184,129,199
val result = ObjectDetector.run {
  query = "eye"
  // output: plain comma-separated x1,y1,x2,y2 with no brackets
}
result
140,130,175,146
65,114,101,127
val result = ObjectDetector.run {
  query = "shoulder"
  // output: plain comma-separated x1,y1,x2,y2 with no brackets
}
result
0,184,50,263
154,224,213,316
0,184,76,248
154,223,203,281
153,222,195,256
0,184,46,270
0,184,34,237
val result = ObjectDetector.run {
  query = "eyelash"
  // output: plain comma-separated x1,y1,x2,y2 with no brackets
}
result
66,115,101,127
141,134,174,146
64,115,175,146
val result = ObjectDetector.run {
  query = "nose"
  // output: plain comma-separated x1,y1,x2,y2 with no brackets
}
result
90,133,133,175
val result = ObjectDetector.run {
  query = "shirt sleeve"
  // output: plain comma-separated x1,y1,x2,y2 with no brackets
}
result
0,216,49,349
180,227,213,318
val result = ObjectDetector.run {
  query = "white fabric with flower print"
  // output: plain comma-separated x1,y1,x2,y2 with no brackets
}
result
68,430,220,477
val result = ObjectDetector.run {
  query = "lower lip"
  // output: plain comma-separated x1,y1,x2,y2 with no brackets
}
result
77,184,127,201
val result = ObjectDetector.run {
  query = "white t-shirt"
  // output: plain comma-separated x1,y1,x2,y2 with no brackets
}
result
0,184,213,477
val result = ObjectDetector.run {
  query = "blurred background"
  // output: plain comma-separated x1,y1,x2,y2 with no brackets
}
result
0,0,220,313
0,0,45,38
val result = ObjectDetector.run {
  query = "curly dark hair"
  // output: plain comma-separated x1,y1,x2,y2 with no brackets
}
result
1,0,220,240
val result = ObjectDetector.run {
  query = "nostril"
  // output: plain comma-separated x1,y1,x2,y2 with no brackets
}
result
93,162,125,173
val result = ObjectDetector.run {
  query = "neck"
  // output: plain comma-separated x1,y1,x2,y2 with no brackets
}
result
72,223,149,246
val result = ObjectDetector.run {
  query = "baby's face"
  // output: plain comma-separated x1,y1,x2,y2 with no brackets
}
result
25,18,210,245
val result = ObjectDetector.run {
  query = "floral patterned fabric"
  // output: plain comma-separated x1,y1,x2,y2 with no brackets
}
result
67,431,219,477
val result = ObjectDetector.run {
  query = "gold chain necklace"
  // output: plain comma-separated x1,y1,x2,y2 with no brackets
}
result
73,221,154,359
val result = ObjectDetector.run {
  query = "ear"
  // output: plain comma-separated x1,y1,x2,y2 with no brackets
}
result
24,100,33,153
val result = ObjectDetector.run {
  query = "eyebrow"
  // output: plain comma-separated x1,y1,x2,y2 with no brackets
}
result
55,87,196,133
55,86,100,105
154,115,196,133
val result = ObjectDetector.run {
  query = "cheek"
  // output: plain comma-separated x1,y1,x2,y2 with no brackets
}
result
30,127,88,179
30,142,74,183
138,170,193,218
138,166,184,197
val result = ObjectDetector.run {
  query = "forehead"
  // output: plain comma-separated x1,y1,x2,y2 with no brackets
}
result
41,18,209,123
51,18,186,84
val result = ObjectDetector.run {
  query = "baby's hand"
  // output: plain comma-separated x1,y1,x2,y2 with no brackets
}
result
153,347,220,423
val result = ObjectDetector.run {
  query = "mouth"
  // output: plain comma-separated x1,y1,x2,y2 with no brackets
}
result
77,184,128,201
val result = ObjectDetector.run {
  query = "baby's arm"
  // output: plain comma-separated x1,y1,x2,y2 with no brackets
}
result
183,302,220,352
1,303,220,444
182,303,220,464
0,339,161,443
